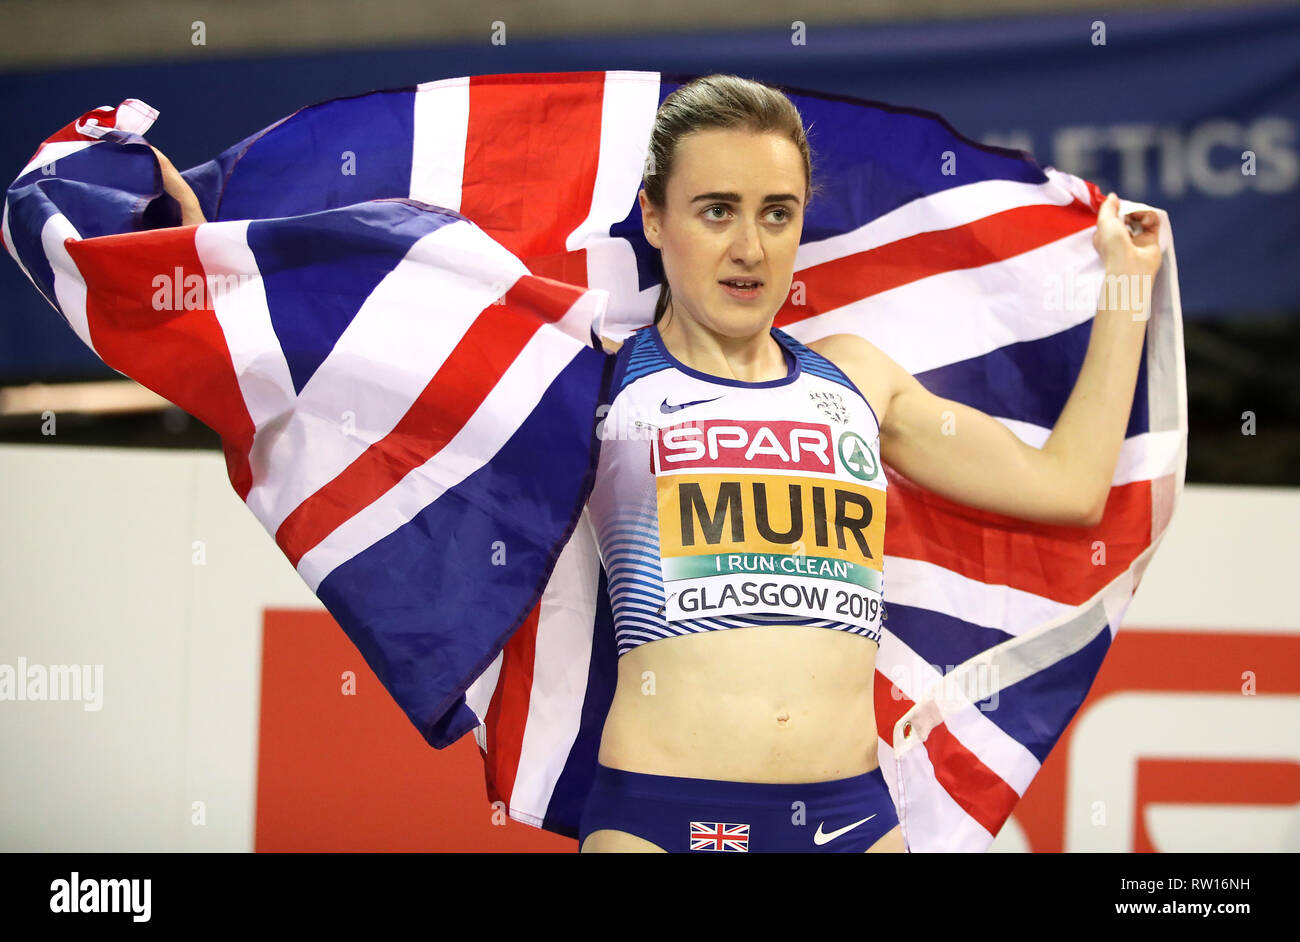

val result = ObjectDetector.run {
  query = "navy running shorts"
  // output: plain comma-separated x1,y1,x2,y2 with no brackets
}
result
578,762,902,852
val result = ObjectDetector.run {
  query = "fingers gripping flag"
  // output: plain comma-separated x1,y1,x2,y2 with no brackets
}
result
3,71,1186,851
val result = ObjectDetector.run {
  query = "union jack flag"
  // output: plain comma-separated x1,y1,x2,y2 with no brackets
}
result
690,821,751,852
2,70,1186,851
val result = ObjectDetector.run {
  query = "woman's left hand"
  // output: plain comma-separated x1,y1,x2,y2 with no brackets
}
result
150,145,206,226
1093,192,1162,278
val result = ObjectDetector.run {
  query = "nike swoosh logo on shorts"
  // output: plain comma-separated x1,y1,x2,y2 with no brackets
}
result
812,814,877,845
660,395,723,414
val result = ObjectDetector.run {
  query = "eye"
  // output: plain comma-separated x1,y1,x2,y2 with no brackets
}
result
702,204,794,223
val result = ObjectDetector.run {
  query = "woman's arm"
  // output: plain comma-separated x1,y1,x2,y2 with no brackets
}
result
822,193,1163,527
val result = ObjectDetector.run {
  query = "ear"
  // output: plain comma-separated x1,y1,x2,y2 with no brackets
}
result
638,189,662,250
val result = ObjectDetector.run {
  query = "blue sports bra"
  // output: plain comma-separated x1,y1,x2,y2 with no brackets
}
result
586,323,887,658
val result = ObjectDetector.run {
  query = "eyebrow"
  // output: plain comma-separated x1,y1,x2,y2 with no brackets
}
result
690,191,802,205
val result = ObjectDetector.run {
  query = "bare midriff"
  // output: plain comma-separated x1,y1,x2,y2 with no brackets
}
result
596,624,879,782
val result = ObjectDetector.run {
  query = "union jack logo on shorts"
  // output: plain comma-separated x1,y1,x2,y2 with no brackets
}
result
689,821,751,852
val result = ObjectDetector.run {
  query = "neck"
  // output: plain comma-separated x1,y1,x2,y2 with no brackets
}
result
657,306,786,383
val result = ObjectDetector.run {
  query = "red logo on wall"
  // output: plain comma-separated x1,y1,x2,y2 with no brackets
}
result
254,609,569,852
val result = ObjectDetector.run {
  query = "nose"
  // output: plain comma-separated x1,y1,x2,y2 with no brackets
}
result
730,218,764,265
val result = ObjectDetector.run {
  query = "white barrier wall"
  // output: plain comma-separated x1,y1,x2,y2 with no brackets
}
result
0,444,320,851
0,443,1296,851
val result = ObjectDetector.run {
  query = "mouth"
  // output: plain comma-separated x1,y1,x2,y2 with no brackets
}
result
719,278,763,300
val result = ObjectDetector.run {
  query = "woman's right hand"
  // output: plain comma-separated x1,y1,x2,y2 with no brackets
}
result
149,145,207,226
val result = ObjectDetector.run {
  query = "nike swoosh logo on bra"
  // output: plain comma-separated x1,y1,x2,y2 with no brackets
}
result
660,396,724,414
812,814,877,845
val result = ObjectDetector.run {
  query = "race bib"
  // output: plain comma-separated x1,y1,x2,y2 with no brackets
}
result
652,418,885,630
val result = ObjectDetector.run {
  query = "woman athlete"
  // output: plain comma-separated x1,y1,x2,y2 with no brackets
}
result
151,74,1161,854
578,74,1160,854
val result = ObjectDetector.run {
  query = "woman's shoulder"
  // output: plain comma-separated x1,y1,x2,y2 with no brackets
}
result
804,332,871,366
803,332,898,426
804,332,899,375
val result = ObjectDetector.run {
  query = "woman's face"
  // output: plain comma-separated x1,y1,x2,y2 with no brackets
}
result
639,128,806,337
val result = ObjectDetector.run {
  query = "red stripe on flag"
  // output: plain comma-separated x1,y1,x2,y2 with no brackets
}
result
64,229,257,499
874,664,913,739
481,600,540,812
883,467,1154,607
275,274,591,566
922,719,1023,836
875,676,1021,840
776,199,1099,326
460,72,606,285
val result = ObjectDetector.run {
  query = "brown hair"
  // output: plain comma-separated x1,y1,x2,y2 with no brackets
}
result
641,74,820,325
